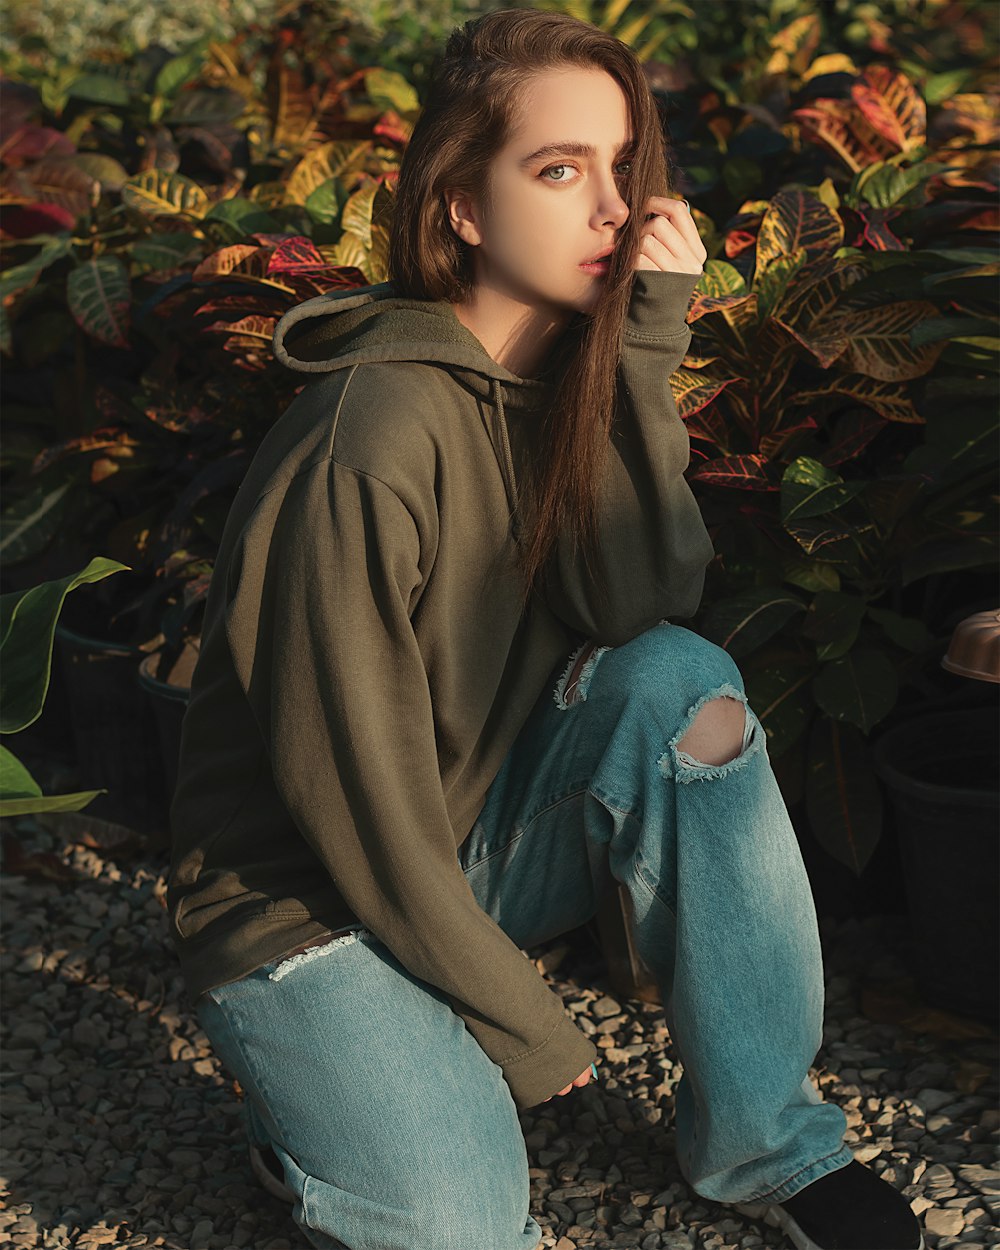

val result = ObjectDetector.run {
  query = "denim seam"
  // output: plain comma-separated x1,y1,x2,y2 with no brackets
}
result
747,1142,855,1203
630,849,679,920
463,787,591,873
198,994,298,1162
582,797,674,915
586,788,639,820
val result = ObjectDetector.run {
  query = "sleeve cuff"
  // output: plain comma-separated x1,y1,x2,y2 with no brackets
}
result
502,1015,599,1110
625,269,701,339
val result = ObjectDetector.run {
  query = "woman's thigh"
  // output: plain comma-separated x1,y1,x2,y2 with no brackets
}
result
458,621,747,950
195,928,542,1250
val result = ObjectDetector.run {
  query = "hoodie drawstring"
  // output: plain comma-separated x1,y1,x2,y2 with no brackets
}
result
490,377,522,543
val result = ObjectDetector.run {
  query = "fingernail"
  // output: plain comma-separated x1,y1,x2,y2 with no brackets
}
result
681,198,691,212
590,1062,599,1080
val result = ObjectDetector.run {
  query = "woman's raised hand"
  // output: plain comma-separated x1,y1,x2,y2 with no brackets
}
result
633,195,707,275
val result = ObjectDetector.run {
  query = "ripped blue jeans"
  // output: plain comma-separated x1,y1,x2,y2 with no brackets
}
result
193,622,853,1250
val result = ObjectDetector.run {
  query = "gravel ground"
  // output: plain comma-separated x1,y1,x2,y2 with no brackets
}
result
2,809,998,1250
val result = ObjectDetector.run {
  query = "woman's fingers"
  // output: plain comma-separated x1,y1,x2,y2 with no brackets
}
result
541,1065,595,1103
634,195,706,274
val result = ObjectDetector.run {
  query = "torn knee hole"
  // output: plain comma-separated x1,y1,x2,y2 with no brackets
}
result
675,695,747,767
656,682,761,783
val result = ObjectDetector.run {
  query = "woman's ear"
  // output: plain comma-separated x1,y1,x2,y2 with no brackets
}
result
442,190,483,248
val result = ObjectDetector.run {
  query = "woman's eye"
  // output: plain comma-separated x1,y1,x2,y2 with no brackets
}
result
540,160,633,183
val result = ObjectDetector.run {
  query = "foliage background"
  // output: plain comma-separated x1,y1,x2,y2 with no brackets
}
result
1,0,997,875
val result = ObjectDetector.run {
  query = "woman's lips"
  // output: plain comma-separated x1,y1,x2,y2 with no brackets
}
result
579,258,611,273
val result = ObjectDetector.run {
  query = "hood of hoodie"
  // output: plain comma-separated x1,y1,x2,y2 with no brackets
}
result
271,280,561,542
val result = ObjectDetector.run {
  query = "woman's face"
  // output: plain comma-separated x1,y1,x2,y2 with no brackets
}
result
447,65,634,319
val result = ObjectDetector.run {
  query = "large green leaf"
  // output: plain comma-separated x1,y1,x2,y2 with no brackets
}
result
0,742,106,815
0,479,73,564
800,590,868,661
701,586,806,658
811,646,898,733
0,556,130,734
781,457,867,523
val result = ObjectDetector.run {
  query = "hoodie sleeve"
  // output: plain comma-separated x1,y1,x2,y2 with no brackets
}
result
223,457,597,1110
541,268,715,647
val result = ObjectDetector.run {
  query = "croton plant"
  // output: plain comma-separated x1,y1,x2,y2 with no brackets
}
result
0,3,996,871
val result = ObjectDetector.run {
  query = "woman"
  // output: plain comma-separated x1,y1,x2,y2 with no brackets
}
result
166,10,925,1250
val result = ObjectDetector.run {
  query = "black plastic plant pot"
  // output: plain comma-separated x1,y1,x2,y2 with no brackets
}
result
872,704,999,1024
53,623,169,836
137,641,197,812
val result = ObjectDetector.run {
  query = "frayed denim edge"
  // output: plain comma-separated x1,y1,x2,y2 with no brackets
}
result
553,640,612,710
658,681,762,784
267,927,371,981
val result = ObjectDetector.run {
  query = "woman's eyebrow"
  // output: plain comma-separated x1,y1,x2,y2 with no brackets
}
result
518,139,635,166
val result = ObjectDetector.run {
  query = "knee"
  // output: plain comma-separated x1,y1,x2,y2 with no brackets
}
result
615,622,746,708
675,694,747,766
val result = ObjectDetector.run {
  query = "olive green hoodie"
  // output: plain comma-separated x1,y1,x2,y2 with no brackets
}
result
166,269,715,1110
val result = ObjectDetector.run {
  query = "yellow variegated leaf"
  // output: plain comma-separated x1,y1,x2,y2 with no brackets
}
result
765,13,821,79
341,184,378,248
754,249,808,318
272,64,315,151
803,54,859,82
328,230,369,271
773,255,869,332
792,98,897,172
785,377,921,424
851,66,926,154
839,300,946,381
756,188,844,276
120,169,209,219
286,141,370,207
368,223,390,284
935,94,1000,146
249,181,288,209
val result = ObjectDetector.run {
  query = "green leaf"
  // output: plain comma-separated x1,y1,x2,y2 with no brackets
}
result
203,198,282,239
811,646,898,733
154,40,211,99
801,591,867,661
67,73,131,107
0,742,41,800
700,587,806,659
0,480,73,564
903,409,999,483
911,316,998,347
131,232,204,273
782,457,867,523
866,607,934,652
363,67,419,115
0,788,107,817
0,556,130,734
66,256,130,349
0,238,73,302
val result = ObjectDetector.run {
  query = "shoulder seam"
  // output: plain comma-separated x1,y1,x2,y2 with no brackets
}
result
327,360,361,458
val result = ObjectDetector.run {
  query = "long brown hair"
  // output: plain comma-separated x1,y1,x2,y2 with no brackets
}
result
387,7,680,622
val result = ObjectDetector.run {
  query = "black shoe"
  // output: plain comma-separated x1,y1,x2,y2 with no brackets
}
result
248,1138,295,1205
730,1159,926,1250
